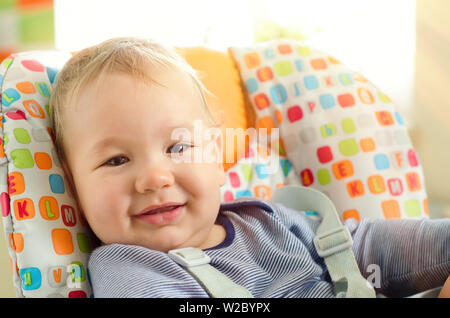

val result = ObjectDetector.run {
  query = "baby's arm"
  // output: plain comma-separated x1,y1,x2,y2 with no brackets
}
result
438,276,450,298
347,218,450,297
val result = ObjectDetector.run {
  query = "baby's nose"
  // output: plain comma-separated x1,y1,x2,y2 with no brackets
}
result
135,166,175,193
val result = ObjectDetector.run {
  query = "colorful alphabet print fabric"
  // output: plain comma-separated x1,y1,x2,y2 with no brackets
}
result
229,39,429,221
0,51,95,298
220,136,300,204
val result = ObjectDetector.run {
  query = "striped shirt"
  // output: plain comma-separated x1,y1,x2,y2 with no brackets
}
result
88,197,450,298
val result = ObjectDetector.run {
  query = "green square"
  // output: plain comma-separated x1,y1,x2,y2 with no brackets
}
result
296,46,311,57
11,148,34,168
241,164,253,182
405,199,421,217
13,128,31,144
342,118,356,134
19,7,54,43
69,261,86,282
77,233,92,253
273,61,293,76
317,169,331,186
320,124,337,138
338,138,359,156
0,0,14,10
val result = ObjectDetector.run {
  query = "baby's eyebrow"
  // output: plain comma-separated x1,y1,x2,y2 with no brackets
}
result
88,123,198,154
89,136,129,155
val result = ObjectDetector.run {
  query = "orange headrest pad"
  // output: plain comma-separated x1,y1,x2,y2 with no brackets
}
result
176,47,251,171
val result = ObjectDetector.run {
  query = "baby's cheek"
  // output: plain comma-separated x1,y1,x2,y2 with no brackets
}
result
80,181,124,225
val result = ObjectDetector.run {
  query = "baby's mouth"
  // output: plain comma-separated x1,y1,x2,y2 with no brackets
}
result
142,204,182,215
135,202,186,225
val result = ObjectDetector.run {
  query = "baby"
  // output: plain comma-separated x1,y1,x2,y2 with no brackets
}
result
50,37,450,298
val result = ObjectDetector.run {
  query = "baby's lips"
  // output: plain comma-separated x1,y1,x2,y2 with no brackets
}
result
138,202,186,215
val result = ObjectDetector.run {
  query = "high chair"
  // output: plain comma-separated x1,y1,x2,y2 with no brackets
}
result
0,39,436,297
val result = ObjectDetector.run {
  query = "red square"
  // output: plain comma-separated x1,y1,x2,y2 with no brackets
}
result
229,172,241,188
337,93,355,107
287,105,303,122
68,290,87,298
317,146,333,163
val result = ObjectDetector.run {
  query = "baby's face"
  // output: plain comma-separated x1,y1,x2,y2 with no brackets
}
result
61,69,226,252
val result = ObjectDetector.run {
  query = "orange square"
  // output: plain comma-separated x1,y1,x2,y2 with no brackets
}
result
8,233,24,253
376,111,394,126
310,58,327,70
405,172,421,191
423,198,429,216
243,52,261,69
360,137,375,152
18,0,54,9
39,196,59,220
278,44,293,54
52,229,74,255
8,172,25,196
256,116,276,135
13,198,35,221
0,139,4,158
327,56,341,64
254,93,270,110
343,209,361,222
346,180,364,198
35,152,52,169
381,200,401,219
367,175,386,194
257,66,274,82
253,185,272,200
274,109,283,124
332,160,354,180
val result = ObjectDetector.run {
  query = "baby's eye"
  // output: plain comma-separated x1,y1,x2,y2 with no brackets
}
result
103,156,129,167
167,143,193,155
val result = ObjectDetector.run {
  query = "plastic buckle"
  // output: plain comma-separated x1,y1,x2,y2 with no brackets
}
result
313,226,353,258
168,247,211,268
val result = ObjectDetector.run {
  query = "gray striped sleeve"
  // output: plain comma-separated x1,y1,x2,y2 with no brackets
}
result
88,244,210,298
347,218,450,297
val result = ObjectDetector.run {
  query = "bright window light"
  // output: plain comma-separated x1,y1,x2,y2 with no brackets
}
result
55,0,415,114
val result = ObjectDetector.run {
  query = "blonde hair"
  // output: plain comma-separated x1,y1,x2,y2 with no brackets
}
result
50,37,217,165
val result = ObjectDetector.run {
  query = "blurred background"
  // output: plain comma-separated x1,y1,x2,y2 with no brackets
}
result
0,0,449,297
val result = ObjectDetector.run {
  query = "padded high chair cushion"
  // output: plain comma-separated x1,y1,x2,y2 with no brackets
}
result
0,48,296,298
229,39,429,221
0,51,95,297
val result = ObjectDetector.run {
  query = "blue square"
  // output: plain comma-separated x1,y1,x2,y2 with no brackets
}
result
338,73,354,85
264,48,275,59
394,112,404,126
270,84,288,105
246,78,258,94
295,60,303,72
19,267,42,290
319,94,336,110
255,164,269,179
2,88,21,107
236,190,252,198
304,75,319,90
49,174,65,194
374,154,390,170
